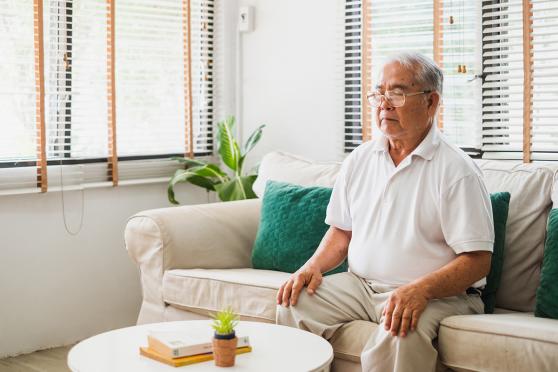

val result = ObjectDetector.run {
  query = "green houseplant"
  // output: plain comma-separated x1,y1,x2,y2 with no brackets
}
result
211,307,240,367
167,116,265,204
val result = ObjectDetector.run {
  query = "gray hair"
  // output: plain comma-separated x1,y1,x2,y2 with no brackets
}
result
381,52,444,96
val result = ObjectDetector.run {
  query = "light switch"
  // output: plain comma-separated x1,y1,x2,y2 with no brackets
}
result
238,6,254,33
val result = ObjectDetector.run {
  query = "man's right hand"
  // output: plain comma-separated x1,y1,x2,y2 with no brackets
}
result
276,264,323,307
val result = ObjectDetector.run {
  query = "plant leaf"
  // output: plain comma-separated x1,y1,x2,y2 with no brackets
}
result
242,124,265,156
167,167,227,204
211,307,239,335
168,169,197,205
214,179,244,202
217,116,240,172
239,175,258,199
214,175,257,201
186,175,217,192
170,156,206,168
190,164,228,180
238,156,245,176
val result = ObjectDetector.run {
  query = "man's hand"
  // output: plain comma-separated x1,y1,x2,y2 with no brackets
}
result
383,283,430,337
276,264,323,307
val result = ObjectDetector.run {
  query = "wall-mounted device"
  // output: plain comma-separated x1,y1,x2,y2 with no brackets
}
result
238,6,254,33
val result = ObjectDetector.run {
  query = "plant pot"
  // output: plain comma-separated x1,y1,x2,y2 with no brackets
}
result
212,331,238,367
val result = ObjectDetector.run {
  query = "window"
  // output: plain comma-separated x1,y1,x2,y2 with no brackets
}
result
343,0,363,152
531,0,558,161
0,0,214,194
482,0,558,161
481,0,525,160
344,0,481,153
0,0,39,191
346,0,558,162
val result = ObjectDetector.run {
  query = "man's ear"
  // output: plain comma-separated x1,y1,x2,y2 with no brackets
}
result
428,92,441,114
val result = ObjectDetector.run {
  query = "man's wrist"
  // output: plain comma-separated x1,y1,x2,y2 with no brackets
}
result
304,260,321,273
411,281,435,301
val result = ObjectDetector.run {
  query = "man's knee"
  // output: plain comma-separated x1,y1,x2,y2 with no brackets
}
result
362,323,432,355
276,290,314,327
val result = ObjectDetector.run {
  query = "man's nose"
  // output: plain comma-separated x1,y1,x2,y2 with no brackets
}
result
379,96,394,110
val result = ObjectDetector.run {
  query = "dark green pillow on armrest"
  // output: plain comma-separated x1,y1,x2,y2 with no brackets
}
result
251,181,347,275
481,192,511,314
535,208,558,319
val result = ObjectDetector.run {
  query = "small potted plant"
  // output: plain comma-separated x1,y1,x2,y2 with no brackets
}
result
211,307,240,367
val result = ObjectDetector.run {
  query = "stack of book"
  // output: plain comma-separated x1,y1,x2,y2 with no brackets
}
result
139,330,252,367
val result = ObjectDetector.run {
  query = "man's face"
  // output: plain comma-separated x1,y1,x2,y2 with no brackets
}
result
374,62,437,141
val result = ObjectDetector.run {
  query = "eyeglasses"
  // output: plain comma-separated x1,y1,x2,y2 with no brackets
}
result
366,90,432,108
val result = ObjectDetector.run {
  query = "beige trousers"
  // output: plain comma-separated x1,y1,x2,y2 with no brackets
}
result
276,272,484,372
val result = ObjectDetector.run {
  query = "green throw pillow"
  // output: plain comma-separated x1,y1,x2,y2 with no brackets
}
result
251,181,348,275
481,192,511,314
535,208,558,319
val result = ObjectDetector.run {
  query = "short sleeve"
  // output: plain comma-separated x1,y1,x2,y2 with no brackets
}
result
325,154,354,231
440,173,495,254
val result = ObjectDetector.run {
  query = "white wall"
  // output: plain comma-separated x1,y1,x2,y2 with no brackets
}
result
0,183,208,358
236,0,346,168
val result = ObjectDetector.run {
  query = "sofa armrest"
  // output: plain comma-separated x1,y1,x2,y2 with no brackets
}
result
126,198,261,270
124,198,261,324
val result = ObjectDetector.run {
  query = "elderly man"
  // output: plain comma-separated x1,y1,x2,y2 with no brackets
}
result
276,52,494,372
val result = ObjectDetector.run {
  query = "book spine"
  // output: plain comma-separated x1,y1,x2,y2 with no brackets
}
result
237,336,250,348
174,343,213,357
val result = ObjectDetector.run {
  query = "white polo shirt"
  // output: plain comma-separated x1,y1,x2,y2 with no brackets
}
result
325,124,494,287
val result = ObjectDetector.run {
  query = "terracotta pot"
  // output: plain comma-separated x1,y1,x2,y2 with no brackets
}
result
212,332,238,367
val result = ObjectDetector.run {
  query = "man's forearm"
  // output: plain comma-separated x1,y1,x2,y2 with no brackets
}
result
412,251,492,300
306,226,351,273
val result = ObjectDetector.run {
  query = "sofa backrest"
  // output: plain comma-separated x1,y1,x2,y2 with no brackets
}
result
475,161,558,312
255,151,558,312
253,151,340,197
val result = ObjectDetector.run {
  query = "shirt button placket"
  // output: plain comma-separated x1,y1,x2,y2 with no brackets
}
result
383,178,393,206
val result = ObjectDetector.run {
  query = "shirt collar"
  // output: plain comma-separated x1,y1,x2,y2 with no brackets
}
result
370,123,441,161
410,123,440,160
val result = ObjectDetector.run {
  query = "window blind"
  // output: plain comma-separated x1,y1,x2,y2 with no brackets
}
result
531,0,558,161
0,0,41,192
438,1,483,151
343,0,363,152
0,0,215,194
369,0,435,140
481,0,525,160
116,0,186,158
344,0,482,152
115,0,214,181
43,0,112,188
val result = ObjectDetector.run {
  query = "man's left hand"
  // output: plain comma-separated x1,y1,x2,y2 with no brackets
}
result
383,283,430,337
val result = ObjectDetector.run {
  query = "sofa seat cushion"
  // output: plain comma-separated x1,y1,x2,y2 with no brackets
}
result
439,312,558,372
162,268,290,322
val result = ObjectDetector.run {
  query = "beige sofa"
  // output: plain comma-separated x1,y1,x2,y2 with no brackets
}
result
125,151,558,372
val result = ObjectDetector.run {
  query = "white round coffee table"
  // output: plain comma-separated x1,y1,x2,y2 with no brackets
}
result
68,320,333,371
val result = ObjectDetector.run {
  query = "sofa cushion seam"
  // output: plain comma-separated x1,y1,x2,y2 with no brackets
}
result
164,272,282,290
441,324,558,345
165,303,275,322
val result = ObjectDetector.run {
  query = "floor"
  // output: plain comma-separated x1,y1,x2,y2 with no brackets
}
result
0,346,72,372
